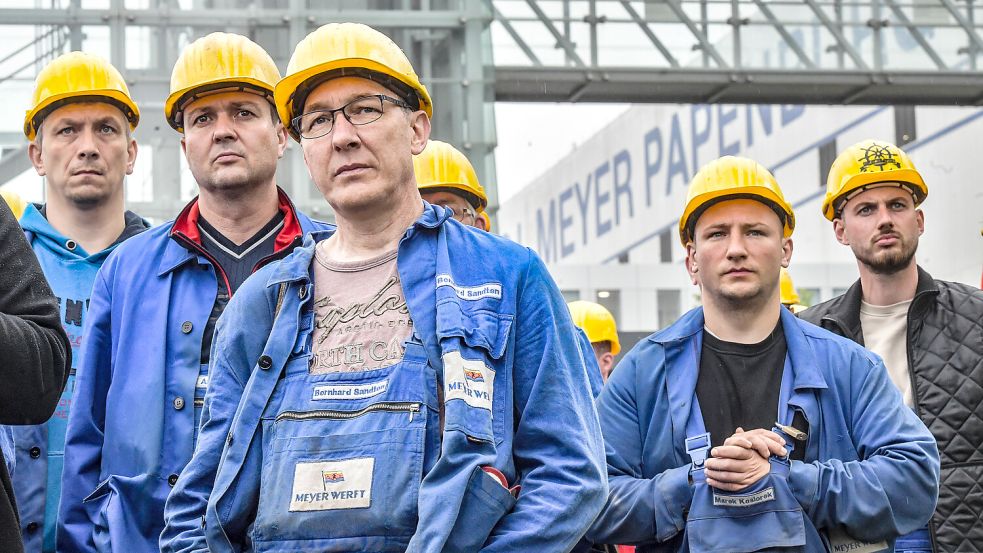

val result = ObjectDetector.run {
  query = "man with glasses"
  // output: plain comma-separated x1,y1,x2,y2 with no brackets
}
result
413,139,488,230
59,33,326,553
162,22,606,553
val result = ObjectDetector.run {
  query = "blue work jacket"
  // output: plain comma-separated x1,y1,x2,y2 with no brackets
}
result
160,203,608,553
57,190,328,553
4,205,147,553
585,307,940,552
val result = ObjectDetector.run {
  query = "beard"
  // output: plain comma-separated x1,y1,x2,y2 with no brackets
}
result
854,235,918,275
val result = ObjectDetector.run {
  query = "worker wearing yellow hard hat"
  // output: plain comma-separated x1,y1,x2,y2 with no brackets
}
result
0,189,27,220
802,139,980,550
585,155,937,552
568,300,621,382
779,268,807,313
59,34,330,553
414,139,489,230
162,22,606,552
13,51,150,553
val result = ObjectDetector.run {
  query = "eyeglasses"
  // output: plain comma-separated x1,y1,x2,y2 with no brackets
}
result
291,94,410,139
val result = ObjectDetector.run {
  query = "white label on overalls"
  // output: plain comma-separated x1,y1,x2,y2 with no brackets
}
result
289,457,373,512
196,375,209,389
825,527,888,553
443,351,495,411
312,380,388,401
713,487,775,507
436,274,502,301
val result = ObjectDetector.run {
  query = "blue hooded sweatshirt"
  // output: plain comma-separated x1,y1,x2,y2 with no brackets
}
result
2,204,148,553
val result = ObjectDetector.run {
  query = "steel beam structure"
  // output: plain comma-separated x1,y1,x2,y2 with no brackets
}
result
0,1,498,223
491,0,983,105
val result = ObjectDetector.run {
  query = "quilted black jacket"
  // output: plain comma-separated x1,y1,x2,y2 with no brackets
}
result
800,266,983,553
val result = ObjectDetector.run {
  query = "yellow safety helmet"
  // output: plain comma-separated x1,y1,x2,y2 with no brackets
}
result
414,140,488,210
568,301,621,356
275,22,433,142
679,156,795,246
823,139,927,221
779,268,801,306
477,209,492,232
1,189,28,220
24,52,139,141
165,32,281,132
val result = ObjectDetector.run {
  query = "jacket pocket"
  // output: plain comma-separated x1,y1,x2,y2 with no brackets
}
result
443,465,518,552
252,420,425,552
436,305,513,445
686,459,809,553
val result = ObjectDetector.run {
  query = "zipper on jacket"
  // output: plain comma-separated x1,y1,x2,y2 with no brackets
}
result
275,402,421,424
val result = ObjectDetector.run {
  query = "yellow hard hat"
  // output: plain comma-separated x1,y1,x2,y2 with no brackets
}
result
414,140,488,210
568,301,621,355
165,32,281,132
779,268,801,306
1,189,27,220
24,52,139,141
823,139,927,221
679,156,794,246
275,22,433,142
477,209,492,232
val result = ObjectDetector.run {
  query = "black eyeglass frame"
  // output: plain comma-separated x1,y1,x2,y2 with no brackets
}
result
291,94,411,139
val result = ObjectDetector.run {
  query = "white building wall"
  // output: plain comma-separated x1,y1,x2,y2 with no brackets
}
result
498,103,983,334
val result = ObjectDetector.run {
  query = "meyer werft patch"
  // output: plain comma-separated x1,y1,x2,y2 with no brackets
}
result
713,487,775,507
289,457,373,512
436,274,502,301
312,380,388,401
825,527,888,553
443,351,495,411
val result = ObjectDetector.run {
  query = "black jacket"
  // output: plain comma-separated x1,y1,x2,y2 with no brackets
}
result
800,266,983,553
0,200,71,553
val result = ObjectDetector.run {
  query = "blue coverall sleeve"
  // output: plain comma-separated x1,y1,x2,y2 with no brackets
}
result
57,266,113,552
160,307,251,553
586,350,693,546
788,353,940,542
479,252,608,552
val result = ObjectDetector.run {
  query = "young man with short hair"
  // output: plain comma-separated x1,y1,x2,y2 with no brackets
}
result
584,156,938,552
801,139,983,552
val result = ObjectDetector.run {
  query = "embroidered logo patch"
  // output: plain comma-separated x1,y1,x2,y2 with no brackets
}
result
443,351,494,411
312,380,388,401
436,274,502,301
290,457,373,512
713,487,775,507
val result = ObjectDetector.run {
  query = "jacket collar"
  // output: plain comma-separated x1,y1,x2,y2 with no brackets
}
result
655,306,826,391
780,306,828,391
821,264,938,342
158,187,306,277
264,201,451,288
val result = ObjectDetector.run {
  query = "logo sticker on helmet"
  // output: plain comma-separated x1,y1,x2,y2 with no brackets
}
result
858,143,902,173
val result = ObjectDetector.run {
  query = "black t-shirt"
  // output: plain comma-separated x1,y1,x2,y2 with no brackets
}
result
696,321,788,450
197,211,285,363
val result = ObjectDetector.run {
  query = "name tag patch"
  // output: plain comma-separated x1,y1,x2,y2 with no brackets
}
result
436,274,502,301
312,380,388,401
289,457,373,512
195,375,209,389
713,487,775,507
825,527,888,553
443,351,494,411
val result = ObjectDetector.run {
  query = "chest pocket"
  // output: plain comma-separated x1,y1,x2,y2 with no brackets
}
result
436,301,513,446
